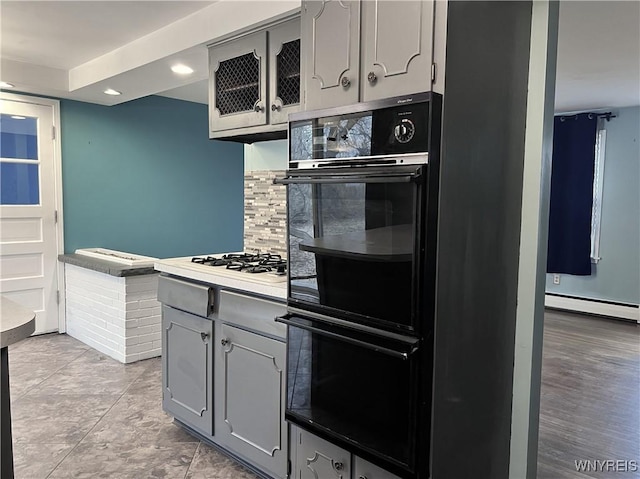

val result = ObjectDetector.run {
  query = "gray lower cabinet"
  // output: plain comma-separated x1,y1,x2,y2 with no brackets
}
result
162,305,213,436
302,0,435,110
215,322,287,479
291,426,402,479
291,426,351,479
353,456,403,479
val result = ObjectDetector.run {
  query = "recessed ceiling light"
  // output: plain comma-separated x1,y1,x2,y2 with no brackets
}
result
104,88,122,96
171,64,194,75
1,81,15,88
10,116,26,120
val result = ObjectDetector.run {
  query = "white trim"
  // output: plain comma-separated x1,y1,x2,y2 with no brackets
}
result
545,295,639,322
590,127,606,263
0,92,66,332
509,2,559,479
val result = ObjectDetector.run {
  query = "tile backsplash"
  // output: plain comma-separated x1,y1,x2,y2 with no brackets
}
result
244,169,287,256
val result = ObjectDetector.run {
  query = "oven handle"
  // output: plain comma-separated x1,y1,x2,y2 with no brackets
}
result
274,175,415,185
275,315,418,360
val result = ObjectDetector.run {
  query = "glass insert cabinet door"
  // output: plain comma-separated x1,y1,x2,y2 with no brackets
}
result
209,30,269,131
284,165,425,332
0,114,40,205
268,19,301,125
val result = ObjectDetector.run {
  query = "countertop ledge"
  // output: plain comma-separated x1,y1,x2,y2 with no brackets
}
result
58,254,158,277
1,297,35,348
155,258,287,301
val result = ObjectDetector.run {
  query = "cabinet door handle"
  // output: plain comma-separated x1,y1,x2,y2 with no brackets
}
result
341,76,351,88
271,104,281,112
254,104,265,113
333,462,344,472
367,71,377,84
220,338,229,346
200,332,209,342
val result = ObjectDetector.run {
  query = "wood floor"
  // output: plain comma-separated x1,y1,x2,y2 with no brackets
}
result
537,310,640,478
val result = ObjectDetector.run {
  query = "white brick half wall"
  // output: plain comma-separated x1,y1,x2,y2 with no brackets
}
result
64,264,161,363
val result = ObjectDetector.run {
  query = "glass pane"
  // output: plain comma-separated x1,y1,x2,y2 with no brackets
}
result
287,323,414,467
288,178,417,327
0,162,40,204
0,114,38,160
289,112,373,162
276,39,300,106
215,53,260,115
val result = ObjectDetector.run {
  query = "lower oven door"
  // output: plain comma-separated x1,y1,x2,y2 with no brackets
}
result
277,314,420,475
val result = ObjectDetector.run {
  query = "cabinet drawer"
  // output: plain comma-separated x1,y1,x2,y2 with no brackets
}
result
157,275,214,317
219,290,286,340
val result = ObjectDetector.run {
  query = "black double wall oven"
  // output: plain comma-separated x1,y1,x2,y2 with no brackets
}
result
276,92,442,478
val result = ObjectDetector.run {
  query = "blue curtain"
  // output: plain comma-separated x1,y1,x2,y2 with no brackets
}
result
547,113,598,275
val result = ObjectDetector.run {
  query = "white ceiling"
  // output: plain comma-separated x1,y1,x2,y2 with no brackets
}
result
555,1,640,112
0,1,638,111
0,0,301,105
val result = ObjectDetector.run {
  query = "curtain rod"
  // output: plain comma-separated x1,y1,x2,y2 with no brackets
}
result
556,111,617,122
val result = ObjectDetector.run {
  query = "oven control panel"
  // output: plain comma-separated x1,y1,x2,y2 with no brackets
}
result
371,100,429,155
288,92,440,167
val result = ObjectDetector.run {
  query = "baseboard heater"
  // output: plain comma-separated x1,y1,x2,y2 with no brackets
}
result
545,293,640,322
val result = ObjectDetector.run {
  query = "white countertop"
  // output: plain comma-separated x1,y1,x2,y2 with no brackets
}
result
154,256,287,300
1,297,36,348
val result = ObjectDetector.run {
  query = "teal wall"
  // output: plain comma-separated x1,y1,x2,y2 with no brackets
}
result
545,105,640,304
60,96,244,258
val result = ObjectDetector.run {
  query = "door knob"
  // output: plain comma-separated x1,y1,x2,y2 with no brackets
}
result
341,76,351,88
200,332,209,341
254,104,264,113
271,104,281,112
367,72,377,84
220,338,229,346
358,476,368,479
333,462,344,472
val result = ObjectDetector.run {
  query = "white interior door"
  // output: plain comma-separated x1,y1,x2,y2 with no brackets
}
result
0,97,61,334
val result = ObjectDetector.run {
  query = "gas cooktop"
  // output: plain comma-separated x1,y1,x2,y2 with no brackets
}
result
190,253,287,280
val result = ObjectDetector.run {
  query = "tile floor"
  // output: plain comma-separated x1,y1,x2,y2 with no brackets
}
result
7,311,640,478
7,334,259,479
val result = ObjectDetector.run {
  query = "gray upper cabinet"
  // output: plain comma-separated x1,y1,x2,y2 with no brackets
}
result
162,305,213,436
302,0,361,111
209,30,268,132
302,0,434,110
209,18,301,139
269,20,303,125
360,0,434,102
214,322,287,478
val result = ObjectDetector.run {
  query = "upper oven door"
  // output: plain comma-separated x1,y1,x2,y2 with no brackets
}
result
277,165,426,333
